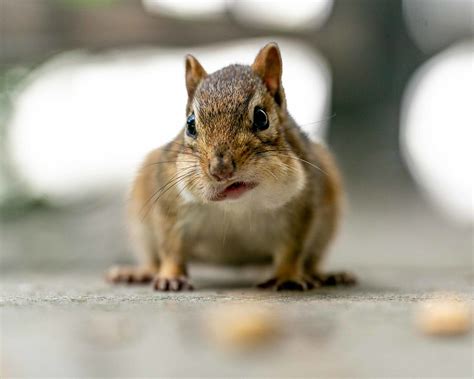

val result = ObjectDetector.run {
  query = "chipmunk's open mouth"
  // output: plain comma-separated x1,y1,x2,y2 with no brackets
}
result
211,181,258,201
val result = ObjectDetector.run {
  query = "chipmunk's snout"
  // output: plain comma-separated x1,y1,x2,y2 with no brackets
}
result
208,150,235,182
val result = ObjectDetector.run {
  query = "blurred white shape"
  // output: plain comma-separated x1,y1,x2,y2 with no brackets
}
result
8,39,330,200
403,0,474,53
401,41,474,224
142,0,227,18
230,0,333,31
142,0,334,30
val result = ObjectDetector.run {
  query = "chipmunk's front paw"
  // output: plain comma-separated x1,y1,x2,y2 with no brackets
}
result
152,276,194,291
106,265,157,284
257,276,314,291
311,271,357,287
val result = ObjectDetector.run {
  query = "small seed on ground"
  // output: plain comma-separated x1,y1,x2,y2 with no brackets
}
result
208,304,280,349
416,297,472,336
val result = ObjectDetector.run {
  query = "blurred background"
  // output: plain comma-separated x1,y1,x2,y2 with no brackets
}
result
0,1,473,376
1,0,472,272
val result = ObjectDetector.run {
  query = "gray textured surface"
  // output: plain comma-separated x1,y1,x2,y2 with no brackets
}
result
1,186,473,377
1,266,473,378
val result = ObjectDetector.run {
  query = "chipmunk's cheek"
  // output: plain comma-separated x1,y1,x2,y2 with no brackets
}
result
177,179,199,203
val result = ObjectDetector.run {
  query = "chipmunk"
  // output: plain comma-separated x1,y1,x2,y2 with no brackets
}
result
107,43,356,291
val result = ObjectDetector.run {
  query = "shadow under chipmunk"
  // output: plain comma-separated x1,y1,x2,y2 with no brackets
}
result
107,42,356,292
106,263,356,292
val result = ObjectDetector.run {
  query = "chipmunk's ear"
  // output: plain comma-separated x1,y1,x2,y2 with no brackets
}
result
252,42,283,105
185,54,207,99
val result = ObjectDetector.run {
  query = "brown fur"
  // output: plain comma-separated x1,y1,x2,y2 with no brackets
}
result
106,43,356,291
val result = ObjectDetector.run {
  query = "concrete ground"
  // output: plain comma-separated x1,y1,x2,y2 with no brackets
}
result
1,183,473,377
1,266,472,378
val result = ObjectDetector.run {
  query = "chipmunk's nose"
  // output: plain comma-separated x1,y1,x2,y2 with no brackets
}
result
209,152,235,182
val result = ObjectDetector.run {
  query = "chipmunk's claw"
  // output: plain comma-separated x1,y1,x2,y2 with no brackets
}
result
257,277,315,291
311,271,357,287
276,280,306,291
153,276,194,291
106,266,156,285
256,278,278,289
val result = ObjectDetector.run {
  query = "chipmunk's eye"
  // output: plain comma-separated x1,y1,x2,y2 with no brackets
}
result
253,107,269,131
186,113,197,138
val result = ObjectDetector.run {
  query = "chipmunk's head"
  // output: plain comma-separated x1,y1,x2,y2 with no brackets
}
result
177,43,306,210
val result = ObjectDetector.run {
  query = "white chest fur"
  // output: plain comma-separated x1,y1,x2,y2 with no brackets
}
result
175,156,307,263
177,202,290,264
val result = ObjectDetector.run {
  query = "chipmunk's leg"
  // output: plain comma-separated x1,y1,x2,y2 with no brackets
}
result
304,251,357,287
150,211,193,291
106,217,160,285
257,244,313,291
257,214,315,291
303,204,357,287
303,144,356,287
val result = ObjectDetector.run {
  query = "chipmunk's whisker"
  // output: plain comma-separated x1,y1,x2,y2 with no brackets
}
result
143,160,196,168
160,148,200,158
167,140,201,155
261,166,279,181
297,113,337,128
142,171,197,220
282,156,327,175
140,169,190,216
140,167,197,219
257,149,327,175
168,140,190,148
152,167,199,203
174,175,200,203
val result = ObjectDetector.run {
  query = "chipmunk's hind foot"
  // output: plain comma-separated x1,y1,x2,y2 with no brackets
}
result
106,265,158,285
311,271,357,287
257,276,316,291
153,276,194,291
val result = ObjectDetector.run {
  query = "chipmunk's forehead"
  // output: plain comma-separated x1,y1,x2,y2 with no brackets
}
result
193,65,261,117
